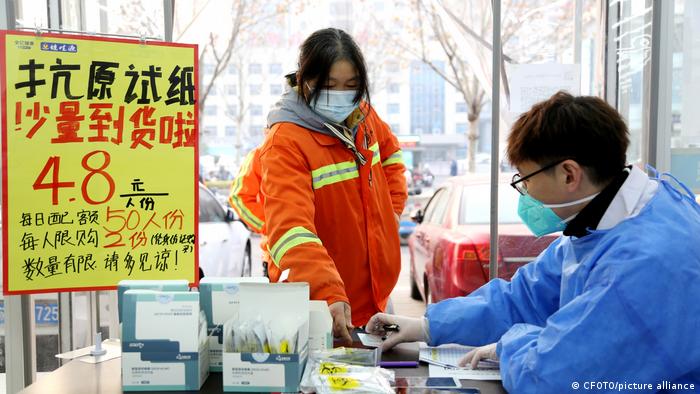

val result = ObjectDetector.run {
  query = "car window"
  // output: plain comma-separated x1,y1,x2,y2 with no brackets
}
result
459,184,521,224
199,187,226,223
428,188,451,224
422,188,446,224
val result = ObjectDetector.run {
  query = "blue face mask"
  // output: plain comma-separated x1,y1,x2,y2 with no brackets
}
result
308,86,359,123
517,192,599,237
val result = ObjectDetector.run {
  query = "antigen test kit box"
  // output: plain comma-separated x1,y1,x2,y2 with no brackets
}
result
199,276,269,371
222,282,309,392
121,290,209,391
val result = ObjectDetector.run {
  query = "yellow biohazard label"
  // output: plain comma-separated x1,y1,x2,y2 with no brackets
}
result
328,376,360,390
318,362,348,375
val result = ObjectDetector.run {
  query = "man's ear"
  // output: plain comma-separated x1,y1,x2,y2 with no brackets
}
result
561,160,583,192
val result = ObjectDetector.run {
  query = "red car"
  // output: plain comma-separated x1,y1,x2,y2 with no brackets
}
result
408,175,557,303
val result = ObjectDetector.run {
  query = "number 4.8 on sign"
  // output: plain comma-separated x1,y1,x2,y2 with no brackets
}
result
33,150,116,205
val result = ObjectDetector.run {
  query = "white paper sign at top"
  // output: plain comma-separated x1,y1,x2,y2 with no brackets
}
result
508,63,581,115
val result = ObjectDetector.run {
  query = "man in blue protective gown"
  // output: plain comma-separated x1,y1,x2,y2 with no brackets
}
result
368,91,700,393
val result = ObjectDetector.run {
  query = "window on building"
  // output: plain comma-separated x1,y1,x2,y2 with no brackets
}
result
249,63,262,74
388,83,400,94
204,105,217,116
226,105,237,116
455,123,468,134
390,124,400,133
203,125,217,136
225,126,236,137
228,64,237,74
249,84,262,95
250,105,263,116
387,61,400,73
270,84,283,95
388,103,400,114
456,102,468,113
226,84,237,95
269,63,283,75
249,125,264,136
204,64,215,74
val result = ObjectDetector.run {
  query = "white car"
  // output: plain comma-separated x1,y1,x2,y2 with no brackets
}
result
199,184,252,277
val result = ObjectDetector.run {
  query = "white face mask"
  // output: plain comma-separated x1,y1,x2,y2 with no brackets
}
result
306,83,359,123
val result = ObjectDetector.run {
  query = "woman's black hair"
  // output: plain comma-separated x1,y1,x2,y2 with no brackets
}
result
289,28,370,107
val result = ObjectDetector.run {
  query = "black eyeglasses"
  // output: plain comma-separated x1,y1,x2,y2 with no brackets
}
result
510,158,569,195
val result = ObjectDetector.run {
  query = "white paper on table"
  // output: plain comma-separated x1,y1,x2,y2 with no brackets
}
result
357,332,384,348
428,363,501,381
419,344,478,367
55,338,122,364
508,63,581,115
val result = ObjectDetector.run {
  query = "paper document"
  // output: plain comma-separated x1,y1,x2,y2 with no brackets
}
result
420,344,501,381
357,332,384,348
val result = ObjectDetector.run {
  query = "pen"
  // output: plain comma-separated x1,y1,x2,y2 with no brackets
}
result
379,360,419,368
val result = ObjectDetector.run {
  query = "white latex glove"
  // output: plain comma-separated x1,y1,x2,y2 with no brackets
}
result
366,313,430,351
458,343,499,369
329,301,354,345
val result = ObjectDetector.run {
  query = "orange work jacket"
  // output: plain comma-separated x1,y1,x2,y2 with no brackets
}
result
260,104,407,326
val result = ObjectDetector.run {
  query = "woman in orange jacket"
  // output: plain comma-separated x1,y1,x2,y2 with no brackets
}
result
259,28,407,344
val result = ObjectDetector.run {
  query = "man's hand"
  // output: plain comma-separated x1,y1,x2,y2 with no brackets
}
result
458,343,498,369
366,313,430,351
329,302,354,345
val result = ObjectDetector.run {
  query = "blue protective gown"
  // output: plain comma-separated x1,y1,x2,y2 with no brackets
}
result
426,178,700,393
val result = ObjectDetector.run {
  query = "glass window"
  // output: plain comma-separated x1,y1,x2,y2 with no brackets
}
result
428,188,451,225
226,105,238,116
455,123,468,134
249,63,262,74
199,186,226,223
669,0,700,194
226,84,237,95
225,126,236,137
250,105,263,116
228,64,238,74
388,103,400,114
269,63,283,74
390,124,400,133
387,61,400,73
422,188,448,224
270,84,283,95
249,125,264,136
203,125,217,136
459,184,521,225
388,83,400,94
249,84,262,95
456,103,468,113
204,105,217,116
204,64,215,74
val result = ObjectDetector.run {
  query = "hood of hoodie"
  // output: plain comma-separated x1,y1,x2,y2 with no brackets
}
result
267,84,365,139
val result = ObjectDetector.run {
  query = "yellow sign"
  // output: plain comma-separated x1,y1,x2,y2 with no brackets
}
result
1,31,199,294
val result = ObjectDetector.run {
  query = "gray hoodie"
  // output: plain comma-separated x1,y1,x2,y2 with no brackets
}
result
266,85,366,164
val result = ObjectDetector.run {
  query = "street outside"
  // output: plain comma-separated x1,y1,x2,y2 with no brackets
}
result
250,235,427,319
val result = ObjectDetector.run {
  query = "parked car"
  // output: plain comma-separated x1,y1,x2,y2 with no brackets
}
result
199,183,252,277
408,176,557,303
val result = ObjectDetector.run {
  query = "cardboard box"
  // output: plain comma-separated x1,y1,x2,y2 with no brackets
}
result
121,290,208,391
308,300,333,352
199,276,269,371
222,283,309,392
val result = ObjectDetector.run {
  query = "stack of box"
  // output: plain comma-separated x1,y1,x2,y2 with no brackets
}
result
222,282,309,392
117,279,190,324
121,290,209,391
308,300,333,352
198,276,269,371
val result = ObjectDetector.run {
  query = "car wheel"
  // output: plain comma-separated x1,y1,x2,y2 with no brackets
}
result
241,242,252,277
410,262,422,301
